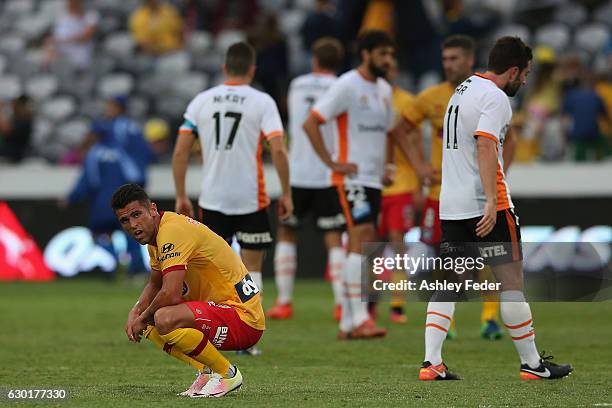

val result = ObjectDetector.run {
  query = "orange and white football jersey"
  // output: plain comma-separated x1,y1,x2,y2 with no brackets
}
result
180,82,283,215
288,72,337,188
312,69,394,190
440,73,513,220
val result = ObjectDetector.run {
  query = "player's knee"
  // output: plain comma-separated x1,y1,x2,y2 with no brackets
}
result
154,307,178,335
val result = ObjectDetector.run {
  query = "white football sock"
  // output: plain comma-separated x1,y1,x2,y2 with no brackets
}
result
424,301,455,366
249,271,263,293
328,246,346,306
345,252,369,327
274,241,296,304
500,290,541,369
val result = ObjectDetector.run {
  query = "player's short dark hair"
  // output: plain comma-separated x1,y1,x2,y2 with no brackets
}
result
111,183,150,211
312,37,344,71
442,35,475,54
357,30,394,56
225,42,256,76
487,36,533,74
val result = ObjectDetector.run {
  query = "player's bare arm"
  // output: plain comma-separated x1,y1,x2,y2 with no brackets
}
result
502,127,516,174
390,118,439,184
126,267,162,342
382,134,396,186
172,132,196,218
476,136,498,237
303,112,358,175
131,268,187,342
269,135,293,221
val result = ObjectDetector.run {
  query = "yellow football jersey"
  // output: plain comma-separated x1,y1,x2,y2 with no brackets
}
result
383,87,419,197
401,82,455,200
148,212,265,331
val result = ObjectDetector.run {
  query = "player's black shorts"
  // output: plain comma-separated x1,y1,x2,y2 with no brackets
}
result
440,208,523,266
282,186,346,231
199,207,273,250
339,185,381,227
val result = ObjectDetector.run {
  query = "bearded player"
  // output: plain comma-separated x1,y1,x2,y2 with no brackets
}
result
418,37,572,381
392,35,505,339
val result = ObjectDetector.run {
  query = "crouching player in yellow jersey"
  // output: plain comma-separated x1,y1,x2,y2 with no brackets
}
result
112,183,265,398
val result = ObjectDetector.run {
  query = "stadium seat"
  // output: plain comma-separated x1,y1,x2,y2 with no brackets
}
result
156,51,191,76
78,98,106,119
126,94,150,120
19,48,47,80
280,9,307,35
574,23,610,53
172,72,208,101
215,30,246,52
0,54,7,75
492,24,532,50
188,31,213,56
15,13,53,41
104,32,135,59
260,0,288,13
155,96,188,120
56,117,92,149
40,96,77,123
97,73,134,98
98,15,122,37
90,54,117,78
25,75,59,102
3,0,35,17
0,75,22,100
39,0,68,19
534,23,571,51
0,35,26,56
593,1,612,27
31,118,55,157
553,2,587,28
192,49,224,75
295,0,316,10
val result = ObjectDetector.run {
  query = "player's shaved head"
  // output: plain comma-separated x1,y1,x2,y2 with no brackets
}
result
441,35,475,86
312,37,344,72
487,36,532,75
225,42,256,76
442,35,475,55
111,183,150,211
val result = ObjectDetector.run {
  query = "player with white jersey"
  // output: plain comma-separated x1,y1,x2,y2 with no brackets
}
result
418,36,572,381
267,38,348,320
303,30,395,340
172,42,293,309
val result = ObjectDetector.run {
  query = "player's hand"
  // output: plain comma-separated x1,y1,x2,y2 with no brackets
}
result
331,162,358,176
382,164,396,187
125,310,139,342
175,196,194,218
129,316,148,343
476,199,497,238
277,193,293,222
417,164,440,186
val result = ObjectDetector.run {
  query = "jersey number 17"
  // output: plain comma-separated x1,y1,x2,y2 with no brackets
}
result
213,111,243,150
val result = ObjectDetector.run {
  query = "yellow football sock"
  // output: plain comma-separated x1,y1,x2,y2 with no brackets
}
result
481,300,499,323
159,328,231,377
390,271,406,309
143,325,205,372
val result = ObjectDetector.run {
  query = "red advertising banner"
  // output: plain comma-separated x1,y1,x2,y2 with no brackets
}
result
0,201,54,281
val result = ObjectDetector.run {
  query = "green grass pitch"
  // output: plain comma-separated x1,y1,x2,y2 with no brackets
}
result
1,279,611,407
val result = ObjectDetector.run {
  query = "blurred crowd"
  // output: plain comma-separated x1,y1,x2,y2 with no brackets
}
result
0,0,610,167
